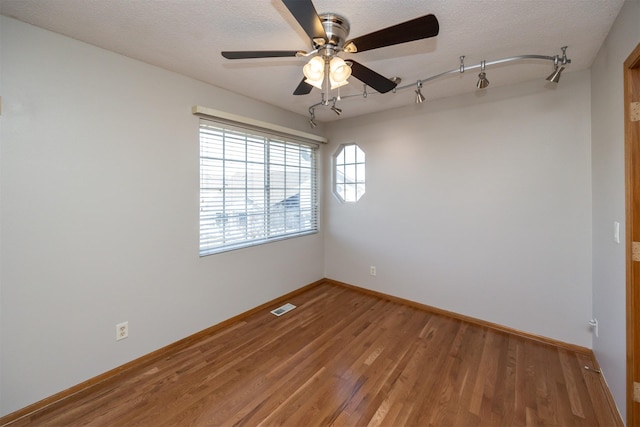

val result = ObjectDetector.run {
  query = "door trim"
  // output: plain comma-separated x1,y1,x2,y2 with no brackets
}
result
626,42,640,426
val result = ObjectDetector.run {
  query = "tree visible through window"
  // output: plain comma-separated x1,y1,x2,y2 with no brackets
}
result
334,143,365,202
199,119,318,256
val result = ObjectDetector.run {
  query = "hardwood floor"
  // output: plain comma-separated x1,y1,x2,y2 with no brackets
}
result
3,282,621,426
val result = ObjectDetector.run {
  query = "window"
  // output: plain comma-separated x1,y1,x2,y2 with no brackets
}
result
199,119,318,256
333,143,365,202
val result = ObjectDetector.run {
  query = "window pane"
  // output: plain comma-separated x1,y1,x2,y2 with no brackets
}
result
344,183,357,202
344,145,356,164
285,145,300,167
247,139,264,163
345,164,356,182
301,146,313,167
356,164,365,183
225,133,247,162
336,165,345,184
270,141,286,166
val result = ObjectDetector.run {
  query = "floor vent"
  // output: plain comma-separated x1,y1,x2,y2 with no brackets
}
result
271,303,296,317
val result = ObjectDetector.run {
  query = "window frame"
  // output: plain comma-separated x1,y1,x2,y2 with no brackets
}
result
198,117,319,256
332,143,366,203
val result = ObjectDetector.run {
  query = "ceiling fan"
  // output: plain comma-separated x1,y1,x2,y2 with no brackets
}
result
221,0,439,97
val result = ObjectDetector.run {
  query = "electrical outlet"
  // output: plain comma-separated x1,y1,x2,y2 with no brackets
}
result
116,321,129,341
370,266,376,276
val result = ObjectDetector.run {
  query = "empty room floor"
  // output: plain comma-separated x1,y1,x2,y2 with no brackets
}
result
3,281,621,426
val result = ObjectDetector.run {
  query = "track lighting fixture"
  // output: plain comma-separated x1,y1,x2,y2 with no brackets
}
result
331,100,342,115
546,50,568,83
309,108,318,128
476,60,489,89
415,81,425,103
305,47,571,121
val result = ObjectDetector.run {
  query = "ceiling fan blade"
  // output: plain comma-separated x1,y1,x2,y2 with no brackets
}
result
344,14,439,53
221,50,302,59
281,0,327,42
293,78,313,95
348,60,397,94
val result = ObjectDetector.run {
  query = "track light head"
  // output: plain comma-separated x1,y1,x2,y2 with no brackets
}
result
476,60,489,89
330,98,342,115
390,77,402,93
476,72,490,89
415,81,425,104
309,108,317,128
546,66,565,83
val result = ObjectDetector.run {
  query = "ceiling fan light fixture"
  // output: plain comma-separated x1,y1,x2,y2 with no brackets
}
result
329,57,351,89
330,77,349,89
305,75,324,89
303,56,325,81
329,57,351,82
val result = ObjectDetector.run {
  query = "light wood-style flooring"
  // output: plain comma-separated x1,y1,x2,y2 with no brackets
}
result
3,282,621,426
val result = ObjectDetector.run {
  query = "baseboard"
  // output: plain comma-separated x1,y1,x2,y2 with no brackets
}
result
324,278,592,354
595,364,626,426
0,279,325,426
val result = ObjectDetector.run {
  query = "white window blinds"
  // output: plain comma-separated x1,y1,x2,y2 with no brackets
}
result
199,119,318,256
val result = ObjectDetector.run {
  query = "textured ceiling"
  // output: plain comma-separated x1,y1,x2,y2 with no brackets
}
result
0,0,625,122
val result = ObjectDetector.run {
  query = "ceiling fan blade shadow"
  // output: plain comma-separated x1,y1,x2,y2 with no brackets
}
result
282,0,327,42
293,78,314,95
345,14,439,53
221,51,301,59
348,60,397,94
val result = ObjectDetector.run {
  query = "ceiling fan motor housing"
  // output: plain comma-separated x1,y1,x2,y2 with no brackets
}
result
318,13,350,54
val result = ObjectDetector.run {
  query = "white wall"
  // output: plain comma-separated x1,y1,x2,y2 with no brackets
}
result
324,70,593,347
591,0,640,422
0,17,325,416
